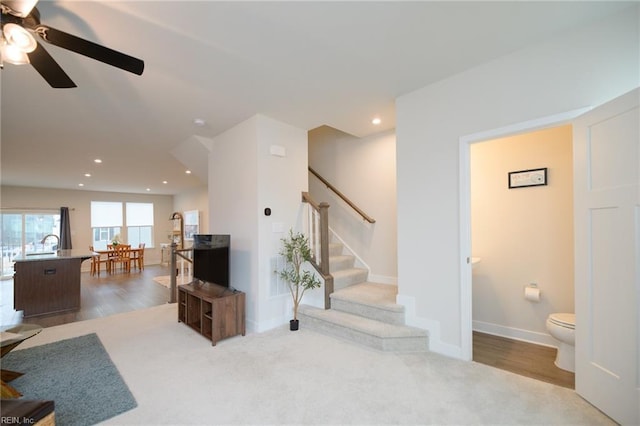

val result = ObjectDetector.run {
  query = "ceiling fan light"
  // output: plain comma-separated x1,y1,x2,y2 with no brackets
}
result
3,23,37,53
1,43,30,65
2,0,39,18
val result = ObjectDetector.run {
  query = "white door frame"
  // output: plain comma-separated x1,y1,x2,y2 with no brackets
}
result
458,107,591,361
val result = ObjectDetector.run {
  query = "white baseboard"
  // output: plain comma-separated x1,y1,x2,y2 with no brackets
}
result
472,320,557,348
397,293,464,360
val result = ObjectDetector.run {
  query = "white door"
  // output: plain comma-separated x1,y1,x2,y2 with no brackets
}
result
573,87,639,425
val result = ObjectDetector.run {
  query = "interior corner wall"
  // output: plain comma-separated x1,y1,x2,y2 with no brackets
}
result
470,125,574,346
395,5,639,358
208,114,308,333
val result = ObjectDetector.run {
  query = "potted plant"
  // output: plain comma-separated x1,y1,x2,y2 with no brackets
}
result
278,229,322,330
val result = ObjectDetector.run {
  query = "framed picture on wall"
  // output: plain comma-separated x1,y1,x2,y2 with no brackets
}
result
184,210,199,240
508,168,547,188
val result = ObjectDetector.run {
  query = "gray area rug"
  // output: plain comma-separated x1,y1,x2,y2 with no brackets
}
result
2,333,137,426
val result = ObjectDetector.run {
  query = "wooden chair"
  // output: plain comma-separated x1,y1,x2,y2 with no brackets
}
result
89,246,109,276
130,243,145,271
108,244,132,273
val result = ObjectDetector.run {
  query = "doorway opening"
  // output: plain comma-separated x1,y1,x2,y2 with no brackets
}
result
468,125,575,388
460,108,587,382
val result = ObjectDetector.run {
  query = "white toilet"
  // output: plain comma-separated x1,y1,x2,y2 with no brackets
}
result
546,313,575,372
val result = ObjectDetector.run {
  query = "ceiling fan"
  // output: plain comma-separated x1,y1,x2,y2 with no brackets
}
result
0,0,144,88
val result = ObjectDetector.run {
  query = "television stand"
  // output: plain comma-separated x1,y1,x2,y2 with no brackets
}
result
178,281,245,345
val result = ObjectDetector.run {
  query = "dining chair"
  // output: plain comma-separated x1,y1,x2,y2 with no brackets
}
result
89,246,109,276
109,244,132,273
130,243,145,271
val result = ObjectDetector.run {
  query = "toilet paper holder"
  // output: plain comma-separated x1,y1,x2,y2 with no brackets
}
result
524,283,541,302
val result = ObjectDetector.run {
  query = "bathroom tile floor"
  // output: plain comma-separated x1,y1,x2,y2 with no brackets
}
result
473,331,575,389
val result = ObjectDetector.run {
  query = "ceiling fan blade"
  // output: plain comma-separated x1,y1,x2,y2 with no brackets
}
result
28,42,76,88
36,25,144,76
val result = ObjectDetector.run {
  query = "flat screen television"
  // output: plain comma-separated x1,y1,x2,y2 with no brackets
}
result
192,234,230,287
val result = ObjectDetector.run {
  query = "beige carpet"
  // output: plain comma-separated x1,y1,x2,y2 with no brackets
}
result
16,305,615,425
152,274,192,288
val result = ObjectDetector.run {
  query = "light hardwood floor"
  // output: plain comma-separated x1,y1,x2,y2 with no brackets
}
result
473,331,575,389
1,264,172,328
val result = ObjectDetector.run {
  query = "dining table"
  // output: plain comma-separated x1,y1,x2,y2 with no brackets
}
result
93,246,144,274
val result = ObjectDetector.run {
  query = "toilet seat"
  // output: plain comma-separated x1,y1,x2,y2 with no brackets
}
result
549,313,575,329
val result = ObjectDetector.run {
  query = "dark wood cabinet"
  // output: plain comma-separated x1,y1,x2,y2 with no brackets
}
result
178,281,245,345
13,254,90,318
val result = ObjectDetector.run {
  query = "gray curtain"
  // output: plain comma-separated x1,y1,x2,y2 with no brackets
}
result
60,207,72,249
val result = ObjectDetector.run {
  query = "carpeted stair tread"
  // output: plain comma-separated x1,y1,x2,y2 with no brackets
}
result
332,267,367,277
299,304,427,339
329,254,356,272
331,282,403,312
332,268,368,289
329,242,344,256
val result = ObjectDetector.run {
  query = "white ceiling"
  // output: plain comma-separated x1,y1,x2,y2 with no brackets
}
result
1,1,631,195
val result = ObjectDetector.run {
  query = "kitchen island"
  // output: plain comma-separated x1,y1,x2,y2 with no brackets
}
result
13,250,93,318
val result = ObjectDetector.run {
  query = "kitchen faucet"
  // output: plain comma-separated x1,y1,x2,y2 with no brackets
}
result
41,234,60,251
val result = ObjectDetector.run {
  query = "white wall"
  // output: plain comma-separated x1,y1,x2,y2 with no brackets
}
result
308,126,397,283
209,114,309,332
173,186,209,238
396,5,639,358
209,116,259,328
471,125,574,346
0,186,174,269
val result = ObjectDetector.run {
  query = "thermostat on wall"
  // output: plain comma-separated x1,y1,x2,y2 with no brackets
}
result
270,145,286,157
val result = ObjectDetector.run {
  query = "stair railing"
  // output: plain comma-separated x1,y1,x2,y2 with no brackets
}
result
169,243,193,303
301,191,334,309
308,167,375,224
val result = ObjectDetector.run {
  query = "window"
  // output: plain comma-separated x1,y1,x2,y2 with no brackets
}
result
1,211,60,276
90,201,155,250
126,203,154,248
91,202,122,250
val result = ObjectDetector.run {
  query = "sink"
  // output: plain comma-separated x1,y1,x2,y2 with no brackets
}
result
26,252,55,256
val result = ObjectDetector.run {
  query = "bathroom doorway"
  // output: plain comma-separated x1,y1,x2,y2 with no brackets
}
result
458,108,589,376
468,125,575,387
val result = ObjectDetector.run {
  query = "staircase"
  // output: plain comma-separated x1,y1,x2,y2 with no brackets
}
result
298,241,429,352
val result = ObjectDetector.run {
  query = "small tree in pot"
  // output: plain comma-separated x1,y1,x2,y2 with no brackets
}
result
279,229,322,330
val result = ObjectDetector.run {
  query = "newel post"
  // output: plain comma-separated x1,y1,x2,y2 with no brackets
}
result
170,242,177,303
319,202,333,309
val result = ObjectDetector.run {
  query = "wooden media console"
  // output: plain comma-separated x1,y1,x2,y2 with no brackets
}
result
178,281,245,345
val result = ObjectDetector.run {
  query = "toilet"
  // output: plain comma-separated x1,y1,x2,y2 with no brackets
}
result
546,313,575,372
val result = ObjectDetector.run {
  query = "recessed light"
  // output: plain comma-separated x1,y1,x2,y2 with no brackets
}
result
94,159,102,163
162,180,168,184
146,188,151,192
84,173,91,177
185,170,192,174
372,117,381,125
78,183,84,187
193,118,206,126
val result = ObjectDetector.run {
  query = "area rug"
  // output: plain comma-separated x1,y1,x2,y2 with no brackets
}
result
2,333,137,426
153,274,192,288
